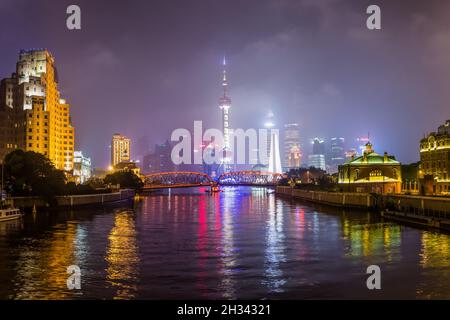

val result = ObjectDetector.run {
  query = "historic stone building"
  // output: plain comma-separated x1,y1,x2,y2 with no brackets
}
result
338,142,402,194
419,120,450,195
0,49,75,171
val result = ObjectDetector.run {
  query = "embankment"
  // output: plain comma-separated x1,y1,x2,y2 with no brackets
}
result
11,189,135,209
276,186,375,209
276,186,450,231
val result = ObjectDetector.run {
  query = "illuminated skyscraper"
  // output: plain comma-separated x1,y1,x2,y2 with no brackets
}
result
219,57,232,172
284,123,301,170
356,136,370,155
308,138,326,171
329,137,345,173
264,111,282,174
111,133,131,167
0,49,75,171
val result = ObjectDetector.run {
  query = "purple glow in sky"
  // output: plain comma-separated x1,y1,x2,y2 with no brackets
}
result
1,0,449,167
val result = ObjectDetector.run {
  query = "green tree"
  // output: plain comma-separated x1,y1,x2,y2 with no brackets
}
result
104,171,143,192
3,149,66,205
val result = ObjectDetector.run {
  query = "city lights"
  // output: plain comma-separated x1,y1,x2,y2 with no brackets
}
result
1,0,450,309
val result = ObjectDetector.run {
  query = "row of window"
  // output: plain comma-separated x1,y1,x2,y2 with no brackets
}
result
422,161,449,170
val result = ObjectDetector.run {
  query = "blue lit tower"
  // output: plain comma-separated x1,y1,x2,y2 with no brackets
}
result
219,57,232,172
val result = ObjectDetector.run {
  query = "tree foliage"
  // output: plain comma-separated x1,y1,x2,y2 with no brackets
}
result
104,171,143,192
3,149,67,204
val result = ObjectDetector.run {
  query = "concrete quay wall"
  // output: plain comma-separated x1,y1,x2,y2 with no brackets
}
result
11,189,135,208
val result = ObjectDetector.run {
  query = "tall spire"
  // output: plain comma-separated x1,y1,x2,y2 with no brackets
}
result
219,55,232,173
222,55,228,98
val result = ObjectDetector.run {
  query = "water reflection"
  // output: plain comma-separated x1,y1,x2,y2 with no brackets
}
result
105,209,139,299
263,195,286,293
341,213,401,260
1,187,450,299
218,187,238,299
12,223,77,299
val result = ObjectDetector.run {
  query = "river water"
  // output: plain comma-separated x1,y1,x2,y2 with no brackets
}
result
0,187,449,299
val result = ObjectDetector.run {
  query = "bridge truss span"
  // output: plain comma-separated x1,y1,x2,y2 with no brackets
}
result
144,171,213,189
218,171,284,186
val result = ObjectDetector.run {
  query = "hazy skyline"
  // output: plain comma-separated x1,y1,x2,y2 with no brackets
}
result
1,0,449,167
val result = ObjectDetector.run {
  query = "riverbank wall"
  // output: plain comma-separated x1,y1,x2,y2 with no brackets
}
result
276,186,375,209
10,189,135,209
276,186,450,230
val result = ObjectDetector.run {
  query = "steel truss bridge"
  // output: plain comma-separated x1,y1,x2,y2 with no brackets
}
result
144,171,283,190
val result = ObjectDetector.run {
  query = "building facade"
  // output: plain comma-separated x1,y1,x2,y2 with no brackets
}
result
0,49,75,171
111,133,131,167
142,141,174,174
114,161,141,176
329,137,345,173
73,151,92,184
419,120,450,195
283,123,301,170
308,138,326,171
338,142,402,194
287,145,301,169
0,102,17,161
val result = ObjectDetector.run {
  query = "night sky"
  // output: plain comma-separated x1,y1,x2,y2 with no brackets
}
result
1,0,449,168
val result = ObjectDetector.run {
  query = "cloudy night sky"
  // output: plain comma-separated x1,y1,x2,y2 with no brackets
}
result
1,0,449,168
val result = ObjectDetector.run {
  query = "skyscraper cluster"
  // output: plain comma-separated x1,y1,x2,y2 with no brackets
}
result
0,49,75,171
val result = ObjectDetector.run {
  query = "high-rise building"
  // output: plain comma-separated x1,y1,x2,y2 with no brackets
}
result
287,145,301,169
356,136,370,156
111,133,131,167
329,137,345,173
142,140,174,174
261,111,282,174
308,137,326,171
268,129,283,174
73,151,91,184
284,123,301,170
0,100,17,161
419,120,450,195
345,148,357,161
0,49,75,171
219,57,232,173
307,154,326,171
312,137,326,155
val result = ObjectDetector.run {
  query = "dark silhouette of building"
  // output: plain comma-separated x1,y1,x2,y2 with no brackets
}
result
143,140,174,174
329,137,345,173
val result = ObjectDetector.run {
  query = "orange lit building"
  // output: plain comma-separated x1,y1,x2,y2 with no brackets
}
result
0,49,75,171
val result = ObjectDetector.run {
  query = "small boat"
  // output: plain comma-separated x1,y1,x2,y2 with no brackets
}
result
0,203,22,222
1,162,21,222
